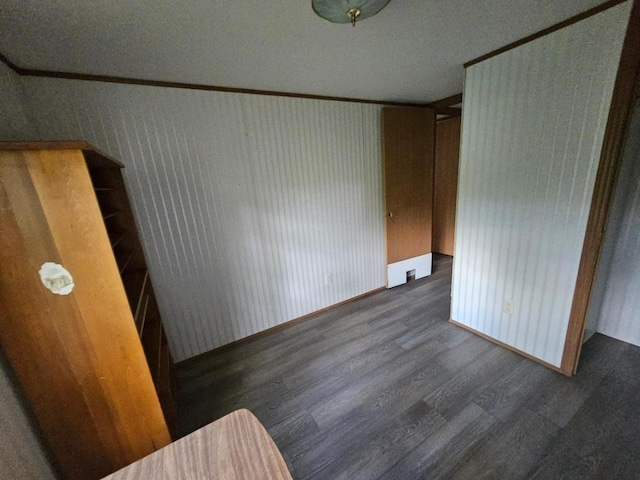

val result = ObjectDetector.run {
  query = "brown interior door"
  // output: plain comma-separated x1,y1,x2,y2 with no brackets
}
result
382,107,435,266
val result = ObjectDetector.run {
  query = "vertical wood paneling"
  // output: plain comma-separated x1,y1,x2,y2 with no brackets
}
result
561,0,640,374
21,80,385,361
588,100,640,346
451,2,630,367
433,117,461,256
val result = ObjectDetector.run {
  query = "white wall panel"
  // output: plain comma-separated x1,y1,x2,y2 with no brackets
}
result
452,3,630,367
0,62,39,140
587,100,640,346
23,80,385,360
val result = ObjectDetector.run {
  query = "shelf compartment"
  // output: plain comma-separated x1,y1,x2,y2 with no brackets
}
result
110,230,128,248
122,270,148,320
137,295,151,337
118,251,134,275
141,314,162,385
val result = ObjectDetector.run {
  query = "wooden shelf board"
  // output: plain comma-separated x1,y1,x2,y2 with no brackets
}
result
0,140,125,168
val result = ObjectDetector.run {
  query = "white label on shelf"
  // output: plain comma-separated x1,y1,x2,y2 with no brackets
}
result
39,262,74,295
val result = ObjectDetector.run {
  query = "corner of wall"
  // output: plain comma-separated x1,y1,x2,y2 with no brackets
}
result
591,99,640,347
0,62,41,140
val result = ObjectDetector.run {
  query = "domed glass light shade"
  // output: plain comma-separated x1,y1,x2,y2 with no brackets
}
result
312,0,391,26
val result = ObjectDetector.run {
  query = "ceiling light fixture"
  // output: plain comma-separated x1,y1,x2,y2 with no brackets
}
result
312,0,391,27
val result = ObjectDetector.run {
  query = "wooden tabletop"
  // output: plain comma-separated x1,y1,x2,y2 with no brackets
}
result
101,409,293,480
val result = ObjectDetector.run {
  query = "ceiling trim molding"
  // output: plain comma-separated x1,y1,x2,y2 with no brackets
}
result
0,51,431,108
464,0,630,69
428,93,463,119
434,107,462,118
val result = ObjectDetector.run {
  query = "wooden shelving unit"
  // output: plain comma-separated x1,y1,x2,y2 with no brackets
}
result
87,146,178,433
0,141,175,480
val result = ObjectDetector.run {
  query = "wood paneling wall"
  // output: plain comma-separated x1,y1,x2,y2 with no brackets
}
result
21,79,386,361
433,116,461,256
587,99,640,346
451,2,630,368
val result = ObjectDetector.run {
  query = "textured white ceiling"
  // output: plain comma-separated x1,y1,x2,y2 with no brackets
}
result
0,0,609,103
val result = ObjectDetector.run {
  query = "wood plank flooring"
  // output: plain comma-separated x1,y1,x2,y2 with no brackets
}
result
176,254,640,479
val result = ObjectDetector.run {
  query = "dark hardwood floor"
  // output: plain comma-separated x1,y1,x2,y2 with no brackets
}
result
176,254,640,479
